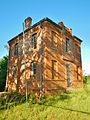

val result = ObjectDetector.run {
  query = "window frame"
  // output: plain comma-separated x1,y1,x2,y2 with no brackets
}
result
31,61,36,76
66,38,69,52
13,66,17,77
52,31,58,49
77,66,79,80
66,63,71,86
75,44,81,63
14,43,18,56
32,33,37,49
52,60,57,79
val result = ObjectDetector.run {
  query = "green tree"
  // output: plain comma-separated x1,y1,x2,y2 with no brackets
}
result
0,56,8,92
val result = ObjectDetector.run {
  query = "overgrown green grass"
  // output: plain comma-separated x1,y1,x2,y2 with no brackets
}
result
0,76,90,120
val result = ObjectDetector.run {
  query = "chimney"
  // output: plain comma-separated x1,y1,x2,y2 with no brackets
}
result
58,22,64,27
24,17,32,29
69,28,72,35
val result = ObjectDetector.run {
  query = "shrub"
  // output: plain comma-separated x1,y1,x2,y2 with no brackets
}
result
83,76,87,84
29,94,37,104
0,92,30,110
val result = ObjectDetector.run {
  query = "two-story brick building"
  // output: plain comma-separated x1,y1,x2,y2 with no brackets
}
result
6,17,83,95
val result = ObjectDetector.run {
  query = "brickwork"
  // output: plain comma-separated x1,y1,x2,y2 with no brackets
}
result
6,17,83,95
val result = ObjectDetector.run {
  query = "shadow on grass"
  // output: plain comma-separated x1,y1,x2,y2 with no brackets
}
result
43,104,90,115
38,94,90,115
38,93,72,106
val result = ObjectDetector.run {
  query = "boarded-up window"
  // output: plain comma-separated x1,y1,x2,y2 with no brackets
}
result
52,60,57,79
52,31,57,48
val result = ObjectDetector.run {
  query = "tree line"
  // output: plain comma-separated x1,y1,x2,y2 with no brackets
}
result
0,56,8,92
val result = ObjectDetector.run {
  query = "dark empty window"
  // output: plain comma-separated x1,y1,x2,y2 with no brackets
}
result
13,66,17,76
31,62,36,75
14,43,18,56
75,44,81,63
66,38,69,52
32,33,37,49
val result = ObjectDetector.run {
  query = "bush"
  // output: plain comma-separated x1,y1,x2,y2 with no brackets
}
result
0,92,30,110
83,76,88,84
38,96,47,105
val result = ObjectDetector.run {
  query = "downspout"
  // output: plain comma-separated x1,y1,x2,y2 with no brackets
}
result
23,22,27,103
40,22,43,97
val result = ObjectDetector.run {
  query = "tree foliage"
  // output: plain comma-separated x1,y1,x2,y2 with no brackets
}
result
0,56,8,92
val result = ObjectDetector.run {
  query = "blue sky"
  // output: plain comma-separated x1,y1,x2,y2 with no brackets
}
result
0,0,90,74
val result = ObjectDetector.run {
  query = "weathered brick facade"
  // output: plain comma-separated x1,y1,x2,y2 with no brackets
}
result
6,17,83,95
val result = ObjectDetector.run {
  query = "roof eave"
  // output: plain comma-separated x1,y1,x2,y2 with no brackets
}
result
73,35,83,43
8,17,62,44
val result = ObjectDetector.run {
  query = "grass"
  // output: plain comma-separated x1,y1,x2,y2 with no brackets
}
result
0,76,90,120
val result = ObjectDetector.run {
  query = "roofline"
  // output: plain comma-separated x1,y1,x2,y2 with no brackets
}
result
8,17,83,44
73,35,83,42
8,17,62,44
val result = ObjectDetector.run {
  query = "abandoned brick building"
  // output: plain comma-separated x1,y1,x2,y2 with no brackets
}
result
6,17,83,95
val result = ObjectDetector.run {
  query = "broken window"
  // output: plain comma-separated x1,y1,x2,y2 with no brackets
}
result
31,61,36,75
66,38,69,52
14,43,18,56
13,66,17,76
32,33,37,49
75,44,81,63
